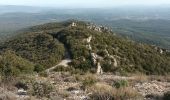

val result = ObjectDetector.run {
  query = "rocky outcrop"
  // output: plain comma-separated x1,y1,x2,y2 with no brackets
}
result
86,44,92,50
91,53,103,74
104,49,118,67
85,36,92,50
86,36,92,43
84,35,104,74
91,53,103,65
87,23,112,33
110,56,118,67
96,62,103,74
71,22,77,27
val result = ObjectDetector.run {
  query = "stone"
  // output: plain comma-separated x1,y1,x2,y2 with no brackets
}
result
17,88,27,95
96,62,103,74
71,22,77,27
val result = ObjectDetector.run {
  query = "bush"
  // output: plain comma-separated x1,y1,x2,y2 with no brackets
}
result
114,87,142,100
89,83,115,100
15,80,29,90
0,50,34,81
34,64,44,73
113,80,128,89
163,91,170,100
1,33,65,68
89,84,141,100
82,74,97,89
32,82,54,98
53,65,69,72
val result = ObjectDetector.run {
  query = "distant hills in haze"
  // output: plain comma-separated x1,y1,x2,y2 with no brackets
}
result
0,5,170,49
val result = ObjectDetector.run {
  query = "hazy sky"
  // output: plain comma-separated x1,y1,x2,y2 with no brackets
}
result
0,0,170,8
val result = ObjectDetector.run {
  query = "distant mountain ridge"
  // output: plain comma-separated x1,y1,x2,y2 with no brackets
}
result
0,6,170,49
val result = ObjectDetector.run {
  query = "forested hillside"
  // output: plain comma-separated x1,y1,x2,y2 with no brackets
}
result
0,20,169,75
1,6,170,49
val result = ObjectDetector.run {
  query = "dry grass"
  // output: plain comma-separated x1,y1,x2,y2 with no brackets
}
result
89,82,142,100
129,73,170,83
132,73,149,82
0,88,17,100
73,73,97,83
57,90,70,98
149,75,170,82
89,83,114,93
114,87,142,100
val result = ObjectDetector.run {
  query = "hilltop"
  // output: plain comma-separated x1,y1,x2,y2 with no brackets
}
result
0,20,170,100
0,20,170,75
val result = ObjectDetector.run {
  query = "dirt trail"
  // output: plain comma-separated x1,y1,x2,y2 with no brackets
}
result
46,59,72,72
46,46,72,73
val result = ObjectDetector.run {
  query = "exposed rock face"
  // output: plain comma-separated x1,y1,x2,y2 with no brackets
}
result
94,27,102,32
110,56,118,67
86,36,92,43
86,44,92,50
71,22,77,27
96,62,103,74
91,53,103,65
87,23,112,33
85,36,93,50
17,88,27,95
91,53,103,74
84,35,104,74
105,49,118,67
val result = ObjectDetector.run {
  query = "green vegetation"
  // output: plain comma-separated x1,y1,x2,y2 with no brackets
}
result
89,84,141,100
113,80,129,88
52,23,170,75
99,19,170,49
0,50,34,80
1,32,65,68
163,91,170,100
34,64,44,73
82,74,97,88
0,20,170,75
32,82,54,98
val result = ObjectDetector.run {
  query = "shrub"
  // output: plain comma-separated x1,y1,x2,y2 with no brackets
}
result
32,82,54,98
82,74,97,89
53,65,68,72
0,50,34,80
15,80,28,90
113,80,128,89
163,91,170,100
114,87,142,100
89,83,115,100
34,64,45,73
1,32,65,68
89,83,141,100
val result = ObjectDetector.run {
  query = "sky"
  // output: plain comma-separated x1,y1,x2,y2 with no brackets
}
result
0,0,170,8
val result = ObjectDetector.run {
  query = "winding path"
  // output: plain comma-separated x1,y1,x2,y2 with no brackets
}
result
46,47,72,73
